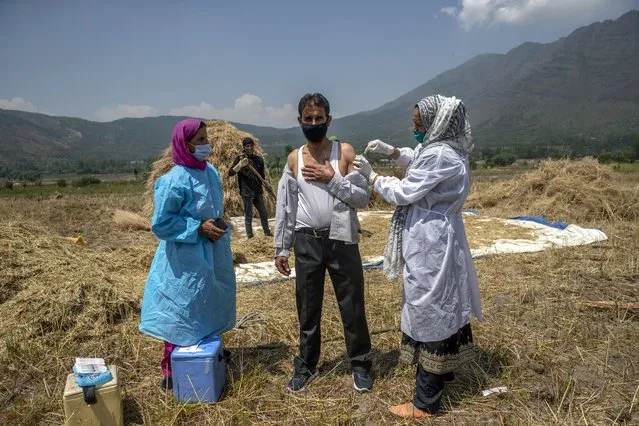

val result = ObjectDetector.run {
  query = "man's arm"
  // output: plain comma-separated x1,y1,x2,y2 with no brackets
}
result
274,151,299,259
256,156,266,179
326,143,371,209
228,156,240,177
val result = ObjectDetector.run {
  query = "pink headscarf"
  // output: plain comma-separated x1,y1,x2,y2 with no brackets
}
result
171,119,207,170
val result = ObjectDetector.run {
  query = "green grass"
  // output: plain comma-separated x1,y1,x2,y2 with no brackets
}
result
0,180,145,197
2,160,634,200
611,162,639,173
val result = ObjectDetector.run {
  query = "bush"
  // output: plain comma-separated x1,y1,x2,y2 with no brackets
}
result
22,172,41,183
72,176,101,187
56,179,67,187
598,152,612,164
611,151,634,163
4,181,13,190
487,152,517,167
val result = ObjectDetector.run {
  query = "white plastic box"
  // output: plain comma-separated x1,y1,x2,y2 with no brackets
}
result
63,364,123,426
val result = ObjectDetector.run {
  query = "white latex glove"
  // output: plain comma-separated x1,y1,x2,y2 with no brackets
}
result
364,139,395,156
233,157,250,172
353,155,378,183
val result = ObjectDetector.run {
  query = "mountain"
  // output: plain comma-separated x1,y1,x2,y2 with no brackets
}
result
1,10,638,176
0,110,301,175
326,10,639,157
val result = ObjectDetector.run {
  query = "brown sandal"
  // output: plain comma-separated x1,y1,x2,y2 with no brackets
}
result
388,402,433,418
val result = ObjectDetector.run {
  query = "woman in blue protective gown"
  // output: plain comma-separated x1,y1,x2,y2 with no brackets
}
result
139,119,236,391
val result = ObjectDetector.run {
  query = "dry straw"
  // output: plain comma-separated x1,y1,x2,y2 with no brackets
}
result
2,159,637,424
466,157,639,222
0,221,147,337
112,209,150,231
143,120,276,219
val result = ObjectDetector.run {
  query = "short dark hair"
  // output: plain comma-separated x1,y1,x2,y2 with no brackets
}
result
242,137,254,146
298,93,330,116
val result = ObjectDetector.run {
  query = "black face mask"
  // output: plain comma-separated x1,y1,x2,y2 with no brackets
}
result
301,123,328,143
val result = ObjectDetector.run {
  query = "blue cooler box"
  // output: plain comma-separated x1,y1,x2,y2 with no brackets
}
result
170,336,226,402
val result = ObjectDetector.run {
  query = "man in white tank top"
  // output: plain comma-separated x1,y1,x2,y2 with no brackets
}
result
273,93,373,393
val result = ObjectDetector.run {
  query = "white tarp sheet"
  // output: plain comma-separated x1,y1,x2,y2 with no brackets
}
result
233,211,608,286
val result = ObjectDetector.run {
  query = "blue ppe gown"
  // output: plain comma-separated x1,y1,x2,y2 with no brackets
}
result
139,164,236,346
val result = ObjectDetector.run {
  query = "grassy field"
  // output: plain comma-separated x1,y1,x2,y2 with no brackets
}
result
0,160,637,425
611,162,639,173
0,180,145,197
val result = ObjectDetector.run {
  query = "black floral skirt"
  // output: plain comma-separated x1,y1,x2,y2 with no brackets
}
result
399,323,476,374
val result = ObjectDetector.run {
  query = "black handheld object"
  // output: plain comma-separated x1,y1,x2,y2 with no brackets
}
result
214,217,228,231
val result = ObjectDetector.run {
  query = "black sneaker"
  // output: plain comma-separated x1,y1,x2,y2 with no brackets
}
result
264,231,273,237
160,376,173,391
247,234,254,239
352,371,373,392
287,370,318,392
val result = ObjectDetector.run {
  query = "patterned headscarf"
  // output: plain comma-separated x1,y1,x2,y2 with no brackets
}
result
416,95,473,155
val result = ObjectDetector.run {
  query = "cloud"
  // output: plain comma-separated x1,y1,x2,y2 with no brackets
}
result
440,6,458,17
2,94,298,127
0,97,38,113
443,0,611,30
169,93,297,128
94,104,159,121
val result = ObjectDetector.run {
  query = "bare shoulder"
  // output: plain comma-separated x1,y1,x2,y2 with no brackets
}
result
339,142,356,162
287,149,299,172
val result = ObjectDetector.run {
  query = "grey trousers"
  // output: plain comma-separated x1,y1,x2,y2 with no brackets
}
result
293,231,372,375
242,194,270,236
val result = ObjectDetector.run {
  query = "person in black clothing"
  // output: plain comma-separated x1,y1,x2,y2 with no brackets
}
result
228,137,273,238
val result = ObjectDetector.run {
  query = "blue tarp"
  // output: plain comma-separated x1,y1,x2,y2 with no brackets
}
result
510,216,568,230
464,209,567,230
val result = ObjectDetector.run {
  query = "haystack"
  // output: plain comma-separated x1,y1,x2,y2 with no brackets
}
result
112,209,150,231
0,222,145,339
466,158,639,222
0,219,152,425
143,120,275,219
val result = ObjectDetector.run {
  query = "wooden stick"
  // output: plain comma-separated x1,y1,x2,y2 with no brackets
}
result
241,155,276,201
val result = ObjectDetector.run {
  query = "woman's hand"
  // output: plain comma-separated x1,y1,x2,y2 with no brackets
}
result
364,139,400,159
353,155,378,184
200,219,226,241
364,139,395,156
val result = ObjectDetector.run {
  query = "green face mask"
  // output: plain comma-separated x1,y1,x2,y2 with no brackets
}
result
413,131,426,144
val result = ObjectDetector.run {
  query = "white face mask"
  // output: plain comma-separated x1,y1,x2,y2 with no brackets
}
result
191,144,211,161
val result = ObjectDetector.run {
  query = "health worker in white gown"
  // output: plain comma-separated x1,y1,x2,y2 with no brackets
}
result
354,94,483,419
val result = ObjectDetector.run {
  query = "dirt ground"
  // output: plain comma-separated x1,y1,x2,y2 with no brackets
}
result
0,164,637,425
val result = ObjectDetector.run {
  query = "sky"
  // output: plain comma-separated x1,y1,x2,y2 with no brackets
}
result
1,0,638,128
